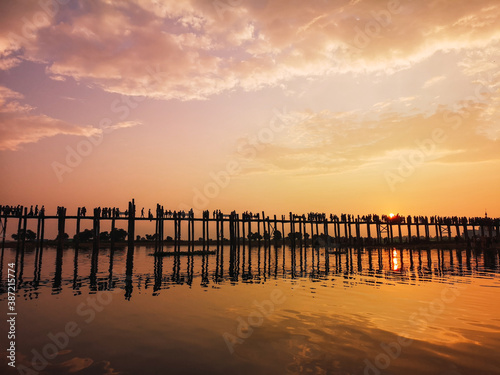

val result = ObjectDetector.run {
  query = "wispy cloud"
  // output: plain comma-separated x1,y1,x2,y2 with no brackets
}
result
422,75,446,89
0,86,100,150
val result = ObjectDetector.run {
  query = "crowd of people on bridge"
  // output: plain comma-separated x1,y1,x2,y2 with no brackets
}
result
0,205,45,217
1,205,499,228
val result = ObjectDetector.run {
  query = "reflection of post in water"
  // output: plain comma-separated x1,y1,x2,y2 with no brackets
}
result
219,231,224,279
303,242,308,277
229,213,238,282
409,249,414,271
201,253,209,286
73,247,79,291
357,248,362,272
125,244,134,300
33,240,44,289
153,252,163,293
257,240,261,278
90,246,99,292
274,244,278,278
377,248,383,271
348,248,353,273
289,245,296,278
186,255,194,286
247,241,252,281
171,254,181,284
455,249,463,274
367,248,373,271
426,249,432,273
53,246,63,294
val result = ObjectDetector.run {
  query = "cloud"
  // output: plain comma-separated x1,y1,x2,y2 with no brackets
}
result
234,100,500,176
1,0,500,100
0,85,101,150
422,75,446,89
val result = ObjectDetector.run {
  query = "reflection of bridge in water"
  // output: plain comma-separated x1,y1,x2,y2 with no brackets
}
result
1,200,499,254
1,244,499,300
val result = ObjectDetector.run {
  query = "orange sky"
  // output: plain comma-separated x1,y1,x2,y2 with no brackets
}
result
0,0,499,218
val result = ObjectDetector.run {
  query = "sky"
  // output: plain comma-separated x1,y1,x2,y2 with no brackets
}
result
0,0,499,219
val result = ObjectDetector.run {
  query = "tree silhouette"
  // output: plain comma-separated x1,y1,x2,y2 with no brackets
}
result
12,229,36,241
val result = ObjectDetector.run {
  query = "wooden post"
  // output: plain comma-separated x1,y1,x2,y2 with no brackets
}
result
310,217,314,248
398,222,402,243
324,219,329,249
355,218,360,243
416,221,420,242
389,223,394,244
128,200,135,248
281,216,285,247
273,215,277,245
316,220,320,246
188,212,192,251
2,214,8,252
93,208,100,250
347,219,352,243
75,207,81,248
298,216,303,249
40,209,45,250
237,213,241,247
447,224,452,241
366,221,371,244
407,222,412,243
111,209,116,250
57,206,66,248
248,216,251,245
241,214,245,248
221,213,224,245
216,214,220,249
21,207,28,253
192,214,195,248
257,213,260,243
16,208,23,251
203,212,206,250
267,218,271,248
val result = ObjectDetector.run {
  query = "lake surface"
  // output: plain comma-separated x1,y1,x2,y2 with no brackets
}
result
1,244,499,375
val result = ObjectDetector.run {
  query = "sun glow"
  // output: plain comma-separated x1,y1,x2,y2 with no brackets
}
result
389,213,395,219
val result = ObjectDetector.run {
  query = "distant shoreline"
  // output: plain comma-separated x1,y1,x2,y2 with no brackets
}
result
2,240,498,251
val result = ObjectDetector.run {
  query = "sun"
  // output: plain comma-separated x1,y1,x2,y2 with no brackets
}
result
389,213,395,219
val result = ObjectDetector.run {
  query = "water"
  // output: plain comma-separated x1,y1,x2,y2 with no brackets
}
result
1,245,499,375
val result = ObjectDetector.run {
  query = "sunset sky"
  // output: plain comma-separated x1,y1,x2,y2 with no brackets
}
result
1,0,499,218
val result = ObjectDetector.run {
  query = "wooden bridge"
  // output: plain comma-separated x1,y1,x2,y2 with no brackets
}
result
1,200,499,253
